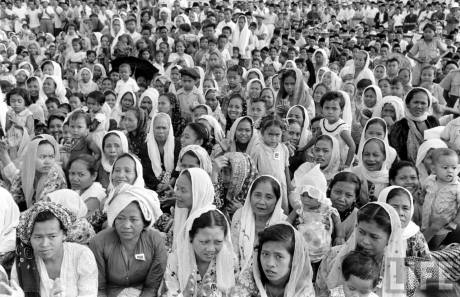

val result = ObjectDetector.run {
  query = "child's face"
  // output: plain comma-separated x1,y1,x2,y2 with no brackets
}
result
15,72,27,83
433,154,458,183
213,68,224,81
121,93,135,109
110,72,120,82
363,89,377,108
362,141,385,171
69,117,89,139
227,71,242,89
227,98,243,120
313,85,327,103
322,99,342,122
314,138,333,168
381,103,396,120
300,192,321,209
378,80,391,97
171,69,180,82
119,67,131,81
69,96,82,111
262,125,282,148
43,64,54,76
69,160,95,192
249,82,262,99
140,97,152,113
182,75,196,90
87,53,96,63
391,82,404,98
205,93,218,111
193,106,208,120
72,42,81,52
81,70,91,82
420,69,434,83
250,101,266,121
374,66,385,79
86,97,101,113
9,94,26,113
343,275,375,297
322,72,332,86
46,102,59,113
365,123,385,140
283,75,296,96
203,80,214,92
399,70,411,85
49,118,63,139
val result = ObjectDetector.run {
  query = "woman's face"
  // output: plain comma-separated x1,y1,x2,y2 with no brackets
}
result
121,93,135,109
362,141,385,171
387,194,411,228
193,107,208,120
238,17,245,29
43,78,56,95
35,143,55,174
69,160,95,192
399,70,410,85
103,134,123,164
30,216,65,261
121,110,139,133
113,19,121,33
381,103,396,120
181,153,200,170
391,166,420,194
330,181,357,212
283,76,296,96
363,88,377,108
158,95,171,113
272,76,280,90
322,72,332,86
192,226,225,263
114,202,145,241
105,94,116,109
313,85,327,103
140,97,152,113
235,119,252,144
209,54,219,67
260,89,274,108
249,82,262,99
227,98,243,120
93,66,102,78
423,27,434,40
314,139,333,168
250,181,278,218
42,64,54,75
153,116,170,143
27,79,40,97
365,123,385,140
81,69,91,82
181,126,201,148
260,240,293,286
354,52,366,69
315,52,324,65
174,173,193,209
287,106,304,126
176,42,185,53
286,122,301,146
355,220,390,257
374,66,385,79
112,156,137,187
407,91,429,117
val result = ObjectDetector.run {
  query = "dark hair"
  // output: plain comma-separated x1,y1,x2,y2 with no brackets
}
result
341,251,380,287
87,91,105,105
404,88,430,106
189,210,228,240
389,76,403,86
257,224,295,284
389,160,419,182
47,113,65,128
69,92,84,102
357,203,392,236
6,87,31,106
259,114,286,133
356,79,372,90
113,153,138,179
68,154,98,175
185,122,210,147
182,150,199,162
386,57,400,65
33,210,66,233
432,148,457,164
227,65,244,76
320,91,345,109
310,115,323,126
387,187,411,203
69,110,91,127
423,23,436,33
327,171,361,198
366,118,387,134
59,103,71,113
250,175,281,200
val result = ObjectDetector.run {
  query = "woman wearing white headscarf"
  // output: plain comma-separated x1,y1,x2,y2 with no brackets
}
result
110,17,126,56
235,222,315,297
316,202,409,297
320,70,343,91
106,153,145,198
198,114,225,143
42,74,68,103
232,15,252,59
77,67,98,95
90,184,165,297
339,50,376,85
176,144,213,176
313,49,329,78
41,60,62,78
139,88,159,120
415,139,447,183
213,116,260,157
231,175,287,273
372,95,406,127
287,105,311,148
98,131,130,189
0,186,19,266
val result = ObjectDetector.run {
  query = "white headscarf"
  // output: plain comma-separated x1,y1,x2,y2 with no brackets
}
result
227,116,260,155
0,186,20,253
139,88,159,118
337,90,353,127
325,202,406,297
106,184,162,228
372,95,405,121
415,139,447,182
172,168,215,250
237,175,287,271
361,85,383,111
404,87,433,122
199,114,225,143
313,49,329,70
109,153,145,190
110,17,126,55
232,16,251,59
174,207,235,294
42,74,68,103
244,68,264,81
47,189,87,218
316,135,341,181
292,163,328,194
252,222,315,297
146,112,175,178
378,186,419,241
321,70,343,91
41,60,62,78
287,105,311,148
101,131,129,173
176,144,213,176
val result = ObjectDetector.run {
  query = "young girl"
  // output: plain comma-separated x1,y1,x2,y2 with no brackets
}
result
68,154,106,216
204,88,225,128
351,138,389,206
67,111,101,165
294,185,344,272
224,94,246,134
398,68,413,96
260,87,276,112
287,105,311,148
77,68,98,96
246,78,264,104
360,85,383,126
276,69,314,118
371,96,405,128
98,130,129,189
250,115,292,212
373,64,387,81
378,78,392,97
69,93,84,111
312,83,328,116
5,88,34,136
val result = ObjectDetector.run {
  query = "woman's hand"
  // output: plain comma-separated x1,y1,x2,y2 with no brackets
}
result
183,274,197,297
51,279,63,297
213,155,229,170
218,139,231,153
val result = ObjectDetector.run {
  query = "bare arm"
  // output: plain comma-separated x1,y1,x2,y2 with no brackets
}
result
340,130,356,167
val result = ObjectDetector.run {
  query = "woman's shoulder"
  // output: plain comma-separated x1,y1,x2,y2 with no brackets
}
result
91,227,118,243
64,242,95,258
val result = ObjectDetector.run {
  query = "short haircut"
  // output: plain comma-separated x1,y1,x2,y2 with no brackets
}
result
227,65,244,76
432,148,458,164
386,57,400,65
342,251,380,287
356,79,373,90
87,91,106,105
119,63,131,72
6,87,31,106
320,91,345,109
46,97,60,106
389,77,403,86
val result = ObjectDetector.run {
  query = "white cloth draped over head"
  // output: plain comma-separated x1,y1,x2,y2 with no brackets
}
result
337,90,353,127
244,68,264,81
321,70,343,91
325,202,406,297
172,168,215,250
199,114,225,143
232,16,251,59
146,112,175,178
404,87,433,122
42,74,68,103
15,68,30,79
101,130,130,173
361,85,383,111
357,117,397,169
41,60,62,78
80,182,106,203
283,60,298,69
372,95,405,121
21,134,62,208
176,144,213,176
238,175,287,271
116,89,138,109
339,50,376,85
253,222,315,297
313,49,329,70
295,184,330,206
110,17,126,55
47,189,87,218
18,61,34,73
415,139,447,183
106,184,162,228
195,66,205,95
246,78,266,98
378,186,419,241
27,76,47,106
287,105,311,148
139,88,159,118
0,186,20,253
373,64,387,78
108,153,145,191
175,207,236,294
94,63,107,78
292,163,328,194
227,116,260,155
317,134,341,181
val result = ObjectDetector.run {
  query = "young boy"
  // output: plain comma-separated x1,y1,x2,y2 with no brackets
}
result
378,78,392,97
176,67,205,123
390,77,405,99
114,63,139,95
422,148,460,250
45,97,61,117
250,98,267,127
221,65,244,114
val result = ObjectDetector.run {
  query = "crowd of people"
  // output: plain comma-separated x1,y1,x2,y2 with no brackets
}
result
1,0,460,296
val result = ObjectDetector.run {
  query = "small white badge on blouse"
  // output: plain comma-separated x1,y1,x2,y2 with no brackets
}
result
274,152,280,160
135,254,145,261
